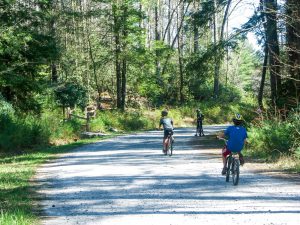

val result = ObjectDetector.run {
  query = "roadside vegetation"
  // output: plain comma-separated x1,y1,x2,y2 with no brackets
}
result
1,0,300,224
246,109,300,172
0,137,118,225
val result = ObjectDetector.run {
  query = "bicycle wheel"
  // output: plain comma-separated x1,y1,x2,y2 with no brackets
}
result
225,156,231,182
232,158,240,186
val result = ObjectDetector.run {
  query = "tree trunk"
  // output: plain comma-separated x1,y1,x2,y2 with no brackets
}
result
193,0,199,52
213,0,232,97
161,1,191,76
286,0,300,106
213,0,219,97
177,2,184,103
87,32,102,99
155,1,161,85
121,3,128,112
258,45,269,108
168,0,172,45
51,63,58,83
264,0,281,105
113,4,122,109
50,17,58,83
121,59,126,111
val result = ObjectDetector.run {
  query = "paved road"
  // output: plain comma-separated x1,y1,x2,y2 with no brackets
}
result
36,126,300,225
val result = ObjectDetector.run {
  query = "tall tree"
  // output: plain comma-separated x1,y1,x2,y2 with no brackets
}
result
213,0,232,97
0,0,59,112
264,0,281,105
285,0,300,106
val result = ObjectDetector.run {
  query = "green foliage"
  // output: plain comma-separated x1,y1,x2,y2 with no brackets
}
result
0,115,50,152
0,96,50,152
41,110,84,143
247,110,300,159
90,110,151,132
0,1,59,112
218,85,242,102
289,110,300,157
119,112,151,131
0,95,15,119
49,119,82,142
54,82,88,110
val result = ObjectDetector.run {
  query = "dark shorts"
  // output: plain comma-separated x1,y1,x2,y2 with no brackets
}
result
164,129,173,138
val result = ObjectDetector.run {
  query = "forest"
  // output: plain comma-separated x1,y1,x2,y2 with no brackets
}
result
0,0,299,159
0,0,300,224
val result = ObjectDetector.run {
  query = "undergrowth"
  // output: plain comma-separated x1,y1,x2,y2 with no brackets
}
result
246,109,300,172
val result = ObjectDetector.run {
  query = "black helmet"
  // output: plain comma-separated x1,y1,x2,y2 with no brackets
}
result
161,110,168,117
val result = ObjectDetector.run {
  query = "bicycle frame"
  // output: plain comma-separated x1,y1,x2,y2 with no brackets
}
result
218,137,240,185
225,152,240,185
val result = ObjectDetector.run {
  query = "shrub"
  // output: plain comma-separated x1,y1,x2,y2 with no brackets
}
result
247,110,300,159
35,110,83,145
119,112,150,131
0,115,50,152
0,97,50,151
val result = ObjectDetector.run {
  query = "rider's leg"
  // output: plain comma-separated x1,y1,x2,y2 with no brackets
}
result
163,137,167,151
199,122,204,136
238,152,245,165
195,122,200,136
164,137,168,147
222,146,230,175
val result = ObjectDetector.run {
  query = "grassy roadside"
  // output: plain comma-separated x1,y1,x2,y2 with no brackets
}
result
0,136,116,225
243,150,300,174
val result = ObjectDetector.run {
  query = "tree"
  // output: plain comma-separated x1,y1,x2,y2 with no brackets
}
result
264,0,281,106
213,0,233,97
54,82,88,118
0,0,59,112
285,0,300,107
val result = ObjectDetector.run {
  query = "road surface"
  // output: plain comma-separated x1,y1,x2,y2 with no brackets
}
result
36,126,300,225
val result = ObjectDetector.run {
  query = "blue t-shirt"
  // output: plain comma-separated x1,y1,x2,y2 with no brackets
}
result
224,125,247,152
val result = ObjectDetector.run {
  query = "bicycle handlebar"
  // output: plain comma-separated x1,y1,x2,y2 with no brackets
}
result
217,136,227,144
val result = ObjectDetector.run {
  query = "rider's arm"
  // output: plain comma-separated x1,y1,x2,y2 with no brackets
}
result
171,119,174,129
217,132,225,139
159,118,163,130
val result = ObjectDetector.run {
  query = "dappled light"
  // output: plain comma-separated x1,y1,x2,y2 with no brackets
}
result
36,127,300,225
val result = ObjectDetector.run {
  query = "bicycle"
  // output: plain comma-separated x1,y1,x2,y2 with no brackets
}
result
164,132,174,156
225,152,240,185
219,138,240,186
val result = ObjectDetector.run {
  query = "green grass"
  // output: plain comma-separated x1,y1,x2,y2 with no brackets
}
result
0,136,115,225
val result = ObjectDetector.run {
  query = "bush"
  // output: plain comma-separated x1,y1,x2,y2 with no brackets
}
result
42,110,83,143
90,111,152,132
0,115,50,152
119,112,151,131
247,110,300,159
289,110,300,157
0,97,50,151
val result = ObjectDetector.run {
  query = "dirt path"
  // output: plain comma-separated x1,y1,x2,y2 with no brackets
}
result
36,126,300,225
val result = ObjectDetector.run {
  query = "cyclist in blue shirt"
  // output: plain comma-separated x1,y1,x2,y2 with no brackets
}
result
159,110,174,154
218,114,247,175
